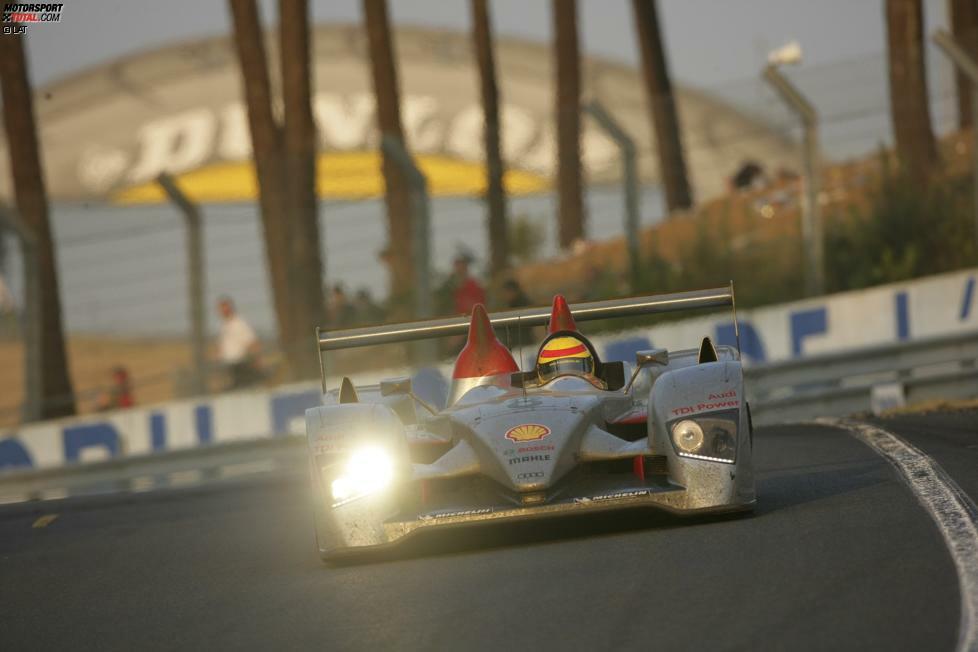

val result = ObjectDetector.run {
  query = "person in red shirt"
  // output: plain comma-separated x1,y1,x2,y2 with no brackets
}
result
452,253,486,316
95,366,134,411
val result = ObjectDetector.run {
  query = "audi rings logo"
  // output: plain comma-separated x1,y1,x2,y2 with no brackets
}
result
517,471,545,480
505,423,551,443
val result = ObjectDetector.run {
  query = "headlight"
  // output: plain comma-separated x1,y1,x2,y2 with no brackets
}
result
672,420,704,453
669,412,738,463
329,445,395,504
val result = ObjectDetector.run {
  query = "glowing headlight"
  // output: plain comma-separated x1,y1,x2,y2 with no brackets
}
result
330,445,395,504
672,420,704,453
669,412,739,463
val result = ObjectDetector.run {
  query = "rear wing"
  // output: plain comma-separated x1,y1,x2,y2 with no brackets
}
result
315,284,739,392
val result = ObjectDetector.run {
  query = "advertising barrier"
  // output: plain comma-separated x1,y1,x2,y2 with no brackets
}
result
2,268,975,474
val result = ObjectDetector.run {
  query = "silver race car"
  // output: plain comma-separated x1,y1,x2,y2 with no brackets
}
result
306,286,755,560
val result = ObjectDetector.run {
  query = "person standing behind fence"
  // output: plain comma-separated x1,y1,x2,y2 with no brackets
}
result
95,366,134,412
451,252,486,316
216,296,262,389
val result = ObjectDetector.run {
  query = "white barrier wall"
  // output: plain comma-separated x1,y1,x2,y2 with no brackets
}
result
590,267,978,366
1,268,975,474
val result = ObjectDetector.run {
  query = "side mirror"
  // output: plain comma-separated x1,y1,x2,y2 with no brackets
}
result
635,348,669,367
380,376,412,396
625,348,669,394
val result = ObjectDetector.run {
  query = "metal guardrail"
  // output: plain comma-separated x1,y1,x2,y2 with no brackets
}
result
746,330,978,424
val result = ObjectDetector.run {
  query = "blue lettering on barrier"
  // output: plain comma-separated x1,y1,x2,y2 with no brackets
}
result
271,391,321,436
790,307,828,357
150,412,167,451
63,423,120,463
604,337,652,363
0,437,33,470
895,292,910,341
149,407,212,449
962,277,975,321
195,405,213,445
715,321,767,363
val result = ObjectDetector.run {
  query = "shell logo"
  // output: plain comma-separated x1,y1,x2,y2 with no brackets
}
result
505,423,552,443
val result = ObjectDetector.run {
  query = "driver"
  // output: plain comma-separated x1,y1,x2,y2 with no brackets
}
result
536,332,606,388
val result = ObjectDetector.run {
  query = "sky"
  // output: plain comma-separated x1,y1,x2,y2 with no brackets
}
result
23,1,950,91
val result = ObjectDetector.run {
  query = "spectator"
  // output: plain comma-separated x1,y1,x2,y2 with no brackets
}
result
353,287,385,325
451,252,486,316
328,284,357,328
95,366,134,412
216,296,262,389
729,160,766,191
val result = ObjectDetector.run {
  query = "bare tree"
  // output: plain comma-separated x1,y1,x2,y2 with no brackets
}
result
363,0,414,315
0,31,75,418
280,0,325,377
885,0,938,184
950,0,978,129
471,0,510,277
632,0,693,213
553,0,586,249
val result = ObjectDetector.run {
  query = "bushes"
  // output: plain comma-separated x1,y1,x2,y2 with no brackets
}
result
824,158,977,293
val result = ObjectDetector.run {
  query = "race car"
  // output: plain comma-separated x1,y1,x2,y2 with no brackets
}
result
306,286,755,560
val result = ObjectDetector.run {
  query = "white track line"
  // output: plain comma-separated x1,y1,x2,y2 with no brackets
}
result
821,418,978,652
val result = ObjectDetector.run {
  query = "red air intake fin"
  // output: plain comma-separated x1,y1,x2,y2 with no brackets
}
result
548,294,578,334
452,304,520,379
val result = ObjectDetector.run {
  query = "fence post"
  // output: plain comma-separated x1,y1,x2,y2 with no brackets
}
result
379,135,432,320
583,100,641,292
762,63,824,297
157,174,208,396
933,29,978,254
0,202,41,421
379,135,435,362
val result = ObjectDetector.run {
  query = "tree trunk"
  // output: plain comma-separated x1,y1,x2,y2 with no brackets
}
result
950,0,978,129
363,0,414,315
885,0,939,185
553,0,586,249
632,0,693,213
0,31,75,419
228,0,297,373
472,0,510,278
280,0,325,377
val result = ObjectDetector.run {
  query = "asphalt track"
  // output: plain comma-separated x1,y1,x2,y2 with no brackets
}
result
2,410,977,651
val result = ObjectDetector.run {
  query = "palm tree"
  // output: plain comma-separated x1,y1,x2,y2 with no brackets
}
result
885,0,938,185
472,0,510,277
280,0,326,378
632,0,693,213
950,0,978,129
0,31,75,418
363,0,414,315
553,0,586,249
228,0,296,371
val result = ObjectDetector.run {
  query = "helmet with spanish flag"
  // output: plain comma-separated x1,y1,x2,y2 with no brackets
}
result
536,332,599,385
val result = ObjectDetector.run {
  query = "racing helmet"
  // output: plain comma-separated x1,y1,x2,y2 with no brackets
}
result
536,332,599,385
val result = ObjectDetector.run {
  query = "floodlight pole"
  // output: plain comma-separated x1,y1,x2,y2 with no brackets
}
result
380,135,436,362
763,63,824,297
380,135,432,320
583,100,641,292
933,29,978,253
